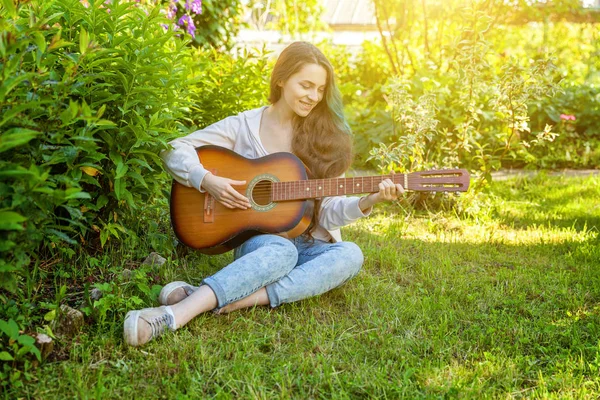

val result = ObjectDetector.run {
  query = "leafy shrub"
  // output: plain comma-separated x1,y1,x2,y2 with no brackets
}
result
185,46,270,128
0,319,41,389
0,0,272,331
335,6,598,176
0,0,197,295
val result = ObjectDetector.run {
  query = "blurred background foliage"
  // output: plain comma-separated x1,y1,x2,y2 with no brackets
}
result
0,0,598,384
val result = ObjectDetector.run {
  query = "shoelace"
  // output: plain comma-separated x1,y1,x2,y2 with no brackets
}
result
148,313,174,338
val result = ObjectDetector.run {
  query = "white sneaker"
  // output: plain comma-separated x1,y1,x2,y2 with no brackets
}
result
124,306,176,347
158,281,198,306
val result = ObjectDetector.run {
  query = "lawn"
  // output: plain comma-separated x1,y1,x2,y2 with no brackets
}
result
13,173,600,399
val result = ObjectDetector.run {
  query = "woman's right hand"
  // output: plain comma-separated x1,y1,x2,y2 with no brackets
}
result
201,172,251,209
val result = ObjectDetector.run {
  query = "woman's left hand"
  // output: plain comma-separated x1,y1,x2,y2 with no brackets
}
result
373,178,405,203
359,177,405,212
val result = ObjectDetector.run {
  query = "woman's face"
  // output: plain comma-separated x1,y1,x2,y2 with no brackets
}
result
278,63,327,117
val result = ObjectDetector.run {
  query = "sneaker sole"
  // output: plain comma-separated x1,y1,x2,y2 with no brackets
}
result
123,310,141,347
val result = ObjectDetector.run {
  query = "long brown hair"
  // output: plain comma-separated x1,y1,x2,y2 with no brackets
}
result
269,42,353,235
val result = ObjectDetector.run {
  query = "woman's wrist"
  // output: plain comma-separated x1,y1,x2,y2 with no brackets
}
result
359,193,378,212
201,171,214,190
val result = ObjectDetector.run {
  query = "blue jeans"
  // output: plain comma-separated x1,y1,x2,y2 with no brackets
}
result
202,234,364,308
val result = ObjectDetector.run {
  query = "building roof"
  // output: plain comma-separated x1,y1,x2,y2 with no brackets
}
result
321,0,376,29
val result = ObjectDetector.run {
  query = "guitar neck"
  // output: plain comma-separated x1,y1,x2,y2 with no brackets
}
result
271,170,469,202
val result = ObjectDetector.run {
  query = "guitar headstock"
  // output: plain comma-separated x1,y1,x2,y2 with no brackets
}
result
408,169,470,192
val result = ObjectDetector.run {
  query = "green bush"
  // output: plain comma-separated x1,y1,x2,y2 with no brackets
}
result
185,46,270,128
0,0,195,295
0,0,271,349
335,17,598,174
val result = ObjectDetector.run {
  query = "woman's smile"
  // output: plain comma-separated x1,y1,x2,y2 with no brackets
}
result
299,100,315,111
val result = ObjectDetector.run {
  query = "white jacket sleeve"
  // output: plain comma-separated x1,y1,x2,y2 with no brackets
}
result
318,195,371,231
318,173,372,230
160,115,241,191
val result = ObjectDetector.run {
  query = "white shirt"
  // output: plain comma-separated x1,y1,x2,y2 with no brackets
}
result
160,106,370,243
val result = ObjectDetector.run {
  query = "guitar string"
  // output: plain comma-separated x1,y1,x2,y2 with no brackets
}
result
245,176,463,191
241,176,465,198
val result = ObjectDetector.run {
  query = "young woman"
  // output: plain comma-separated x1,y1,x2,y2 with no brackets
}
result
124,42,404,347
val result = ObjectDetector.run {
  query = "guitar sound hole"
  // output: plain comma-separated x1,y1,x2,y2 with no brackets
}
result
251,180,273,206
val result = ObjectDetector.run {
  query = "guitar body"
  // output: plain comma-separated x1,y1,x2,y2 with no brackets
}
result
170,146,314,254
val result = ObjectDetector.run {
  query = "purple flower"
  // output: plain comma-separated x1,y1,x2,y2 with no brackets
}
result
166,2,177,19
190,0,202,15
178,14,189,26
187,19,196,37
178,14,196,38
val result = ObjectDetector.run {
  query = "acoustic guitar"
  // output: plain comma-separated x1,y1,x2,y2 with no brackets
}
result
170,145,470,254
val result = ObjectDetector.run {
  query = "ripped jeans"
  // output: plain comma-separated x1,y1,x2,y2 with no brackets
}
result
202,234,364,308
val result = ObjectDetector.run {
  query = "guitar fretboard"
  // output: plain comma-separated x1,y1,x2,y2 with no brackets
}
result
271,175,401,201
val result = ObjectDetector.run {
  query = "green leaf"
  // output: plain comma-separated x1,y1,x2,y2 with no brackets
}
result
48,39,74,52
96,195,109,209
0,73,37,102
0,260,20,273
97,104,106,118
44,309,56,322
109,150,123,165
17,345,31,358
64,189,91,200
0,319,19,339
79,28,89,55
0,101,47,128
34,32,47,53
114,178,126,201
128,170,148,188
115,162,128,179
93,119,117,127
0,128,42,153
100,229,109,247
46,229,78,245
0,169,36,179
1,0,16,18
0,211,26,231
0,351,13,361
29,345,42,362
0,240,15,251
17,335,34,347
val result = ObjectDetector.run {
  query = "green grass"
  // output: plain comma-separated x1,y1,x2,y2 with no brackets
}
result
12,173,600,399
